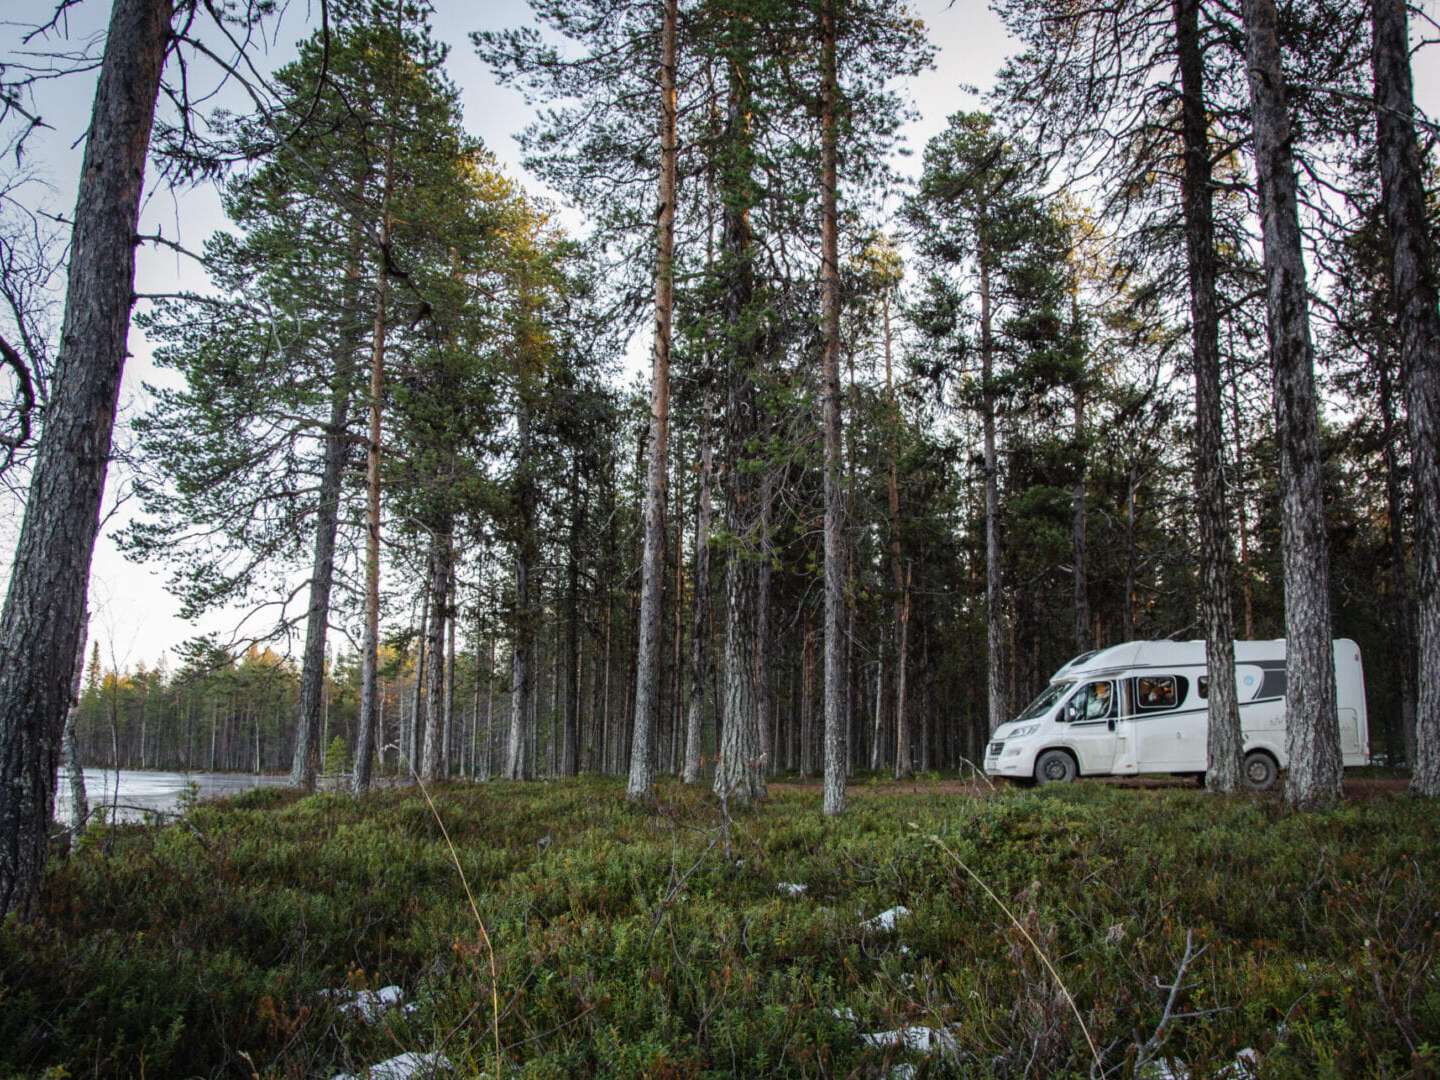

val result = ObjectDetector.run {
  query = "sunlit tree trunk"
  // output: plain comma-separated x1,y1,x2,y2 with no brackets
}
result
628,0,678,801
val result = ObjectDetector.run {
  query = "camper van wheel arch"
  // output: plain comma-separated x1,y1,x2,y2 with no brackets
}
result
1035,749,1078,785
1243,749,1279,792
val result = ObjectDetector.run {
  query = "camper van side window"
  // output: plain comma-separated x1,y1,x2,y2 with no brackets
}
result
1135,675,1180,711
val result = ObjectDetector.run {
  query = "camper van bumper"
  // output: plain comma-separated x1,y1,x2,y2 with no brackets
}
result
983,740,1037,778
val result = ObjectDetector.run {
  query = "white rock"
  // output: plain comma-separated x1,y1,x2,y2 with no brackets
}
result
861,1026,957,1057
860,906,911,932
332,1051,451,1080
321,985,414,1022
777,882,808,896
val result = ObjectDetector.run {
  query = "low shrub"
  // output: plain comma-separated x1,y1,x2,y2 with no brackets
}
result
1,778,1435,1077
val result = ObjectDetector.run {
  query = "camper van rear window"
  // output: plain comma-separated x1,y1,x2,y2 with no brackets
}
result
1135,675,1182,711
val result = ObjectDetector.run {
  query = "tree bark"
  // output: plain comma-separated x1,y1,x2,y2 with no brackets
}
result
894,565,913,780
1174,0,1244,793
1378,359,1417,763
980,249,1006,733
683,399,715,783
819,0,847,815
0,0,171,916
1372,0,1440,794
291,236,363,790
1071,358,1091,654
62,604,90,834
628,0,679,802
351,134,394,796
422,533,451,781
563,465,583,777
1242,0,1341,809
755,472,774,772
713,48,765,807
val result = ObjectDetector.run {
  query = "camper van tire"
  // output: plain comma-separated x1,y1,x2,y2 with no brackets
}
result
1243,750,1279,791
1035,749,1078,784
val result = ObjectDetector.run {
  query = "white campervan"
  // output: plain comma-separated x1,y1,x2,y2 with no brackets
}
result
983,639,1370,789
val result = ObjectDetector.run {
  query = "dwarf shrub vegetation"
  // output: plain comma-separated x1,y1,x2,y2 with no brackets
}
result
1,778,1436,1077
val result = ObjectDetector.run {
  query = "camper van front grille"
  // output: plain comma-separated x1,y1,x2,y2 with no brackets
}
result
989,741,1004,756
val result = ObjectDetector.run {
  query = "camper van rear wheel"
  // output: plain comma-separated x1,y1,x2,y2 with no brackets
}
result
1035,749,1077,785
1243,750,1278,791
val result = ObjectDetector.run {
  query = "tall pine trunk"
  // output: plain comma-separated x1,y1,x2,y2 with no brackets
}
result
0,0,171,917
1242,0,1341,808
818,0,847,814
1174,0,1244,793
1071,354,1091,653
564,465,583,777
291,237,363,790
683,400,715,783
713,49,765,807
422,532,451,780
628,0,679,801
980,250,1006,733
1378,360,1417,762
352,130,395,796
1372,0,1440,795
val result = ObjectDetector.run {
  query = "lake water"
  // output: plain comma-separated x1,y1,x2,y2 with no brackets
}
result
53,768,289,825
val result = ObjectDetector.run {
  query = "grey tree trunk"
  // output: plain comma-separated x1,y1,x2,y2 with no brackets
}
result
63,605,90,834
1378,360,1417,763
1372,0,1440,795
507,539,532,780
755,473,774,772
1242,0,1341,809
422,534,451,781
980,252,1006,733
1174,0,1244,794
628,0,679,802
563,464,583,777
351,145,394,797
0,0,171,917
894,566,912,781
818,0,847,814
409,589,429,770
683,400,715,783
291,239,363,790
1071,375,1091,654
715,532,765,804
444,570,456,778
713,47,765,806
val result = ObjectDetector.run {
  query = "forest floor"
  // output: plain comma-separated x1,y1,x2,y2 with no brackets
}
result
3,775,1436,1078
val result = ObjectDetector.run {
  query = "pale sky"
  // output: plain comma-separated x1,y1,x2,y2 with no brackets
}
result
1,0,1435,670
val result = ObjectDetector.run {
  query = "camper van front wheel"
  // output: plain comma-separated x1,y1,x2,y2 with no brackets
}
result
1243,750,1278,791
1035,750,1077,784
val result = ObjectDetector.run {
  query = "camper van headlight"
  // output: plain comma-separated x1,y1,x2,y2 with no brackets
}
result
1008,723,1040,739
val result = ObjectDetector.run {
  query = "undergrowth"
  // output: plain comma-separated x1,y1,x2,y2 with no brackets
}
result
1,778,1436,1077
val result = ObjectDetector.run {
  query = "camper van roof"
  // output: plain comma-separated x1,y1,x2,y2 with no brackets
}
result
1050,638,1306,682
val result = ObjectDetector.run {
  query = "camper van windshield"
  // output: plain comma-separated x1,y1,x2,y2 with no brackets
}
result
1017,681,1073,721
